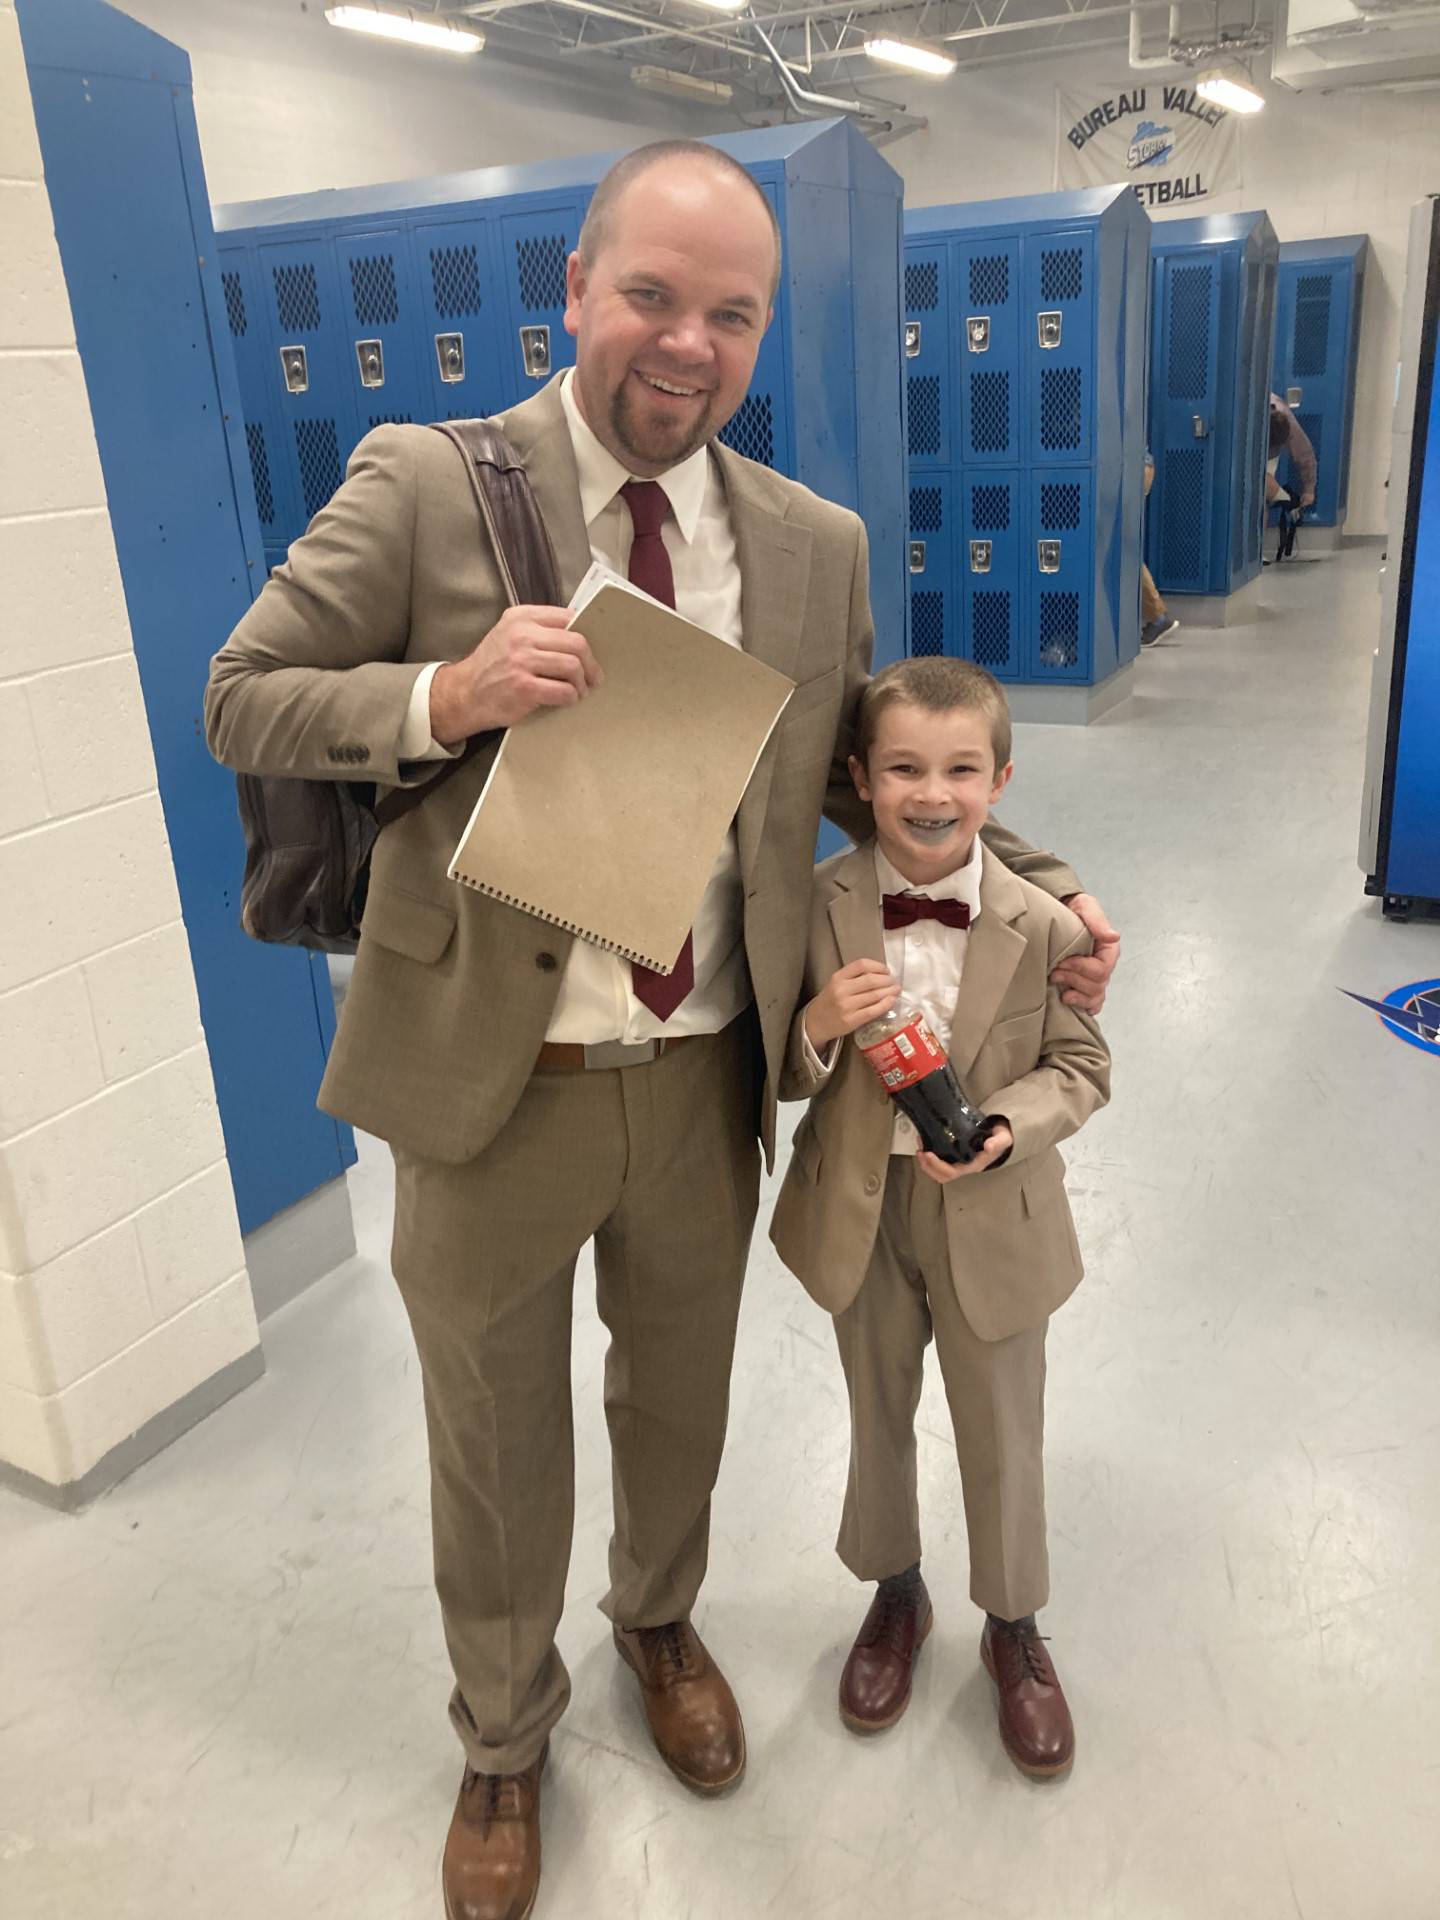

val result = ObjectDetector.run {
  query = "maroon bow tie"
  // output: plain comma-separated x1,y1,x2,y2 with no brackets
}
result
882,893,972,931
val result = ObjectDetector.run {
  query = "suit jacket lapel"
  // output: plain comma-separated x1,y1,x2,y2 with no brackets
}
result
827,844,886,968
948,850,1028,1081
721,446,813,882
498,378,593,603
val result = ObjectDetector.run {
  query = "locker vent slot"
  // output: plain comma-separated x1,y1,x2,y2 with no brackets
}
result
969,253,1010,306
515,234,568,312
970,482,1011,532
295,418,343,519
431,244,483,318
969,371,1009,454
221,270,247,338
910,485,943,533
446,409,472,420
369,413,414,428
273,263,321,332
245,421,273,526
718,392,775,468
971,590,1011,670
905,260,939,312
1039,367,1082,451
1040,482,1082,531
350,253,399,327
1292,275,1332,377
911,590,945,657
1040,247,1083,303
1163,446,1205,580
908,375,942,458
1038,591,1080,669
1167,265,1212,399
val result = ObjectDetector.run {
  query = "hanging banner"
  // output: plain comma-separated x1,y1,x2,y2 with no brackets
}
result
1055,83,1242,209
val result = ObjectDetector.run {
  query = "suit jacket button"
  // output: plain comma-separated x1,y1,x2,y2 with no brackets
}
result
864,1173,881,1195
535,951,558,972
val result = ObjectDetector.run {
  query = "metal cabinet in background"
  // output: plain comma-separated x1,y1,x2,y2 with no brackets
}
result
212,120,906,665
1147,211,1278,599
903,187,1151,693
1273,235,1368,530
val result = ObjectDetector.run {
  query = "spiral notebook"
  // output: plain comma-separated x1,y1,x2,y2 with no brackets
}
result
447,576,795,973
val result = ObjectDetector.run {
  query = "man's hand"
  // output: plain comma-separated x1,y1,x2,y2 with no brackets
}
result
429,606,603,745
916,1123,1013,1185
803,960,899,1052
1052,894,1120,1015
1300,490,1315,510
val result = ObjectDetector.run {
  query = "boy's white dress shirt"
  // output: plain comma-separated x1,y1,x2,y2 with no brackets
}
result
399,370,750,1045
805,835,985,1156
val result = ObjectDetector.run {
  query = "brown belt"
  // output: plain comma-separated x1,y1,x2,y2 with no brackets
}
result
534,1034,699,1072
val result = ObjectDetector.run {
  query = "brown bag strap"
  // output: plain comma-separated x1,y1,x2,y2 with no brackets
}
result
374,418,563,830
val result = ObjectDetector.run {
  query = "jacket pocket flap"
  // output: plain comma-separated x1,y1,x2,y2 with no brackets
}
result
361,885,457,963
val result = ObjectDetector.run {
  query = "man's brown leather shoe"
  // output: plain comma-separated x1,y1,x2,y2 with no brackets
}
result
839,1578,934,1733
980,1616,1075,1778
614,1620,746,1795
442,1743,547,1920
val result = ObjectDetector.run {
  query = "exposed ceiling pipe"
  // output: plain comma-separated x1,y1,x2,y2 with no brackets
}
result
745,14,896,121
1129,2,1186,68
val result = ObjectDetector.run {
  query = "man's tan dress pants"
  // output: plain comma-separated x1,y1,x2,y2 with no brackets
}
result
390,1017,760,1774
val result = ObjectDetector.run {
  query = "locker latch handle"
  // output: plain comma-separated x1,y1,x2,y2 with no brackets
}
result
969,540,992,574
1286,385,1302,407
967,316,990,354
436,333,465,384
1192,415,1209,439
909,540,926,574
279,344,309,395
904,321,922,358
1037,539,1062,574
356,339,385,388
520,326,552,379
1037,311,1062,350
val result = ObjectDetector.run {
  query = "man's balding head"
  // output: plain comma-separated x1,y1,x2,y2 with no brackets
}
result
579,141,781,301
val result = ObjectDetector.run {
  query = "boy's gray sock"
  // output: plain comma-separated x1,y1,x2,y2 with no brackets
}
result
988,1611,1037,1633
878,1562,923,1600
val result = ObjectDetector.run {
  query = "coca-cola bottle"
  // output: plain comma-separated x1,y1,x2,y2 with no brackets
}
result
854,1003,995,1165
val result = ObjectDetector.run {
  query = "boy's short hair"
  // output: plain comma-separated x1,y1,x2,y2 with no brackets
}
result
855,657,1012,772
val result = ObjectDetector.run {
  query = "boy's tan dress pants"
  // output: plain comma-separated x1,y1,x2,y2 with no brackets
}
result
390,1017,760,1776
833,1158,1050,1621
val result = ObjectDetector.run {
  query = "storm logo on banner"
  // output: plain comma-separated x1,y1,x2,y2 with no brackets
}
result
1055,83,1242,205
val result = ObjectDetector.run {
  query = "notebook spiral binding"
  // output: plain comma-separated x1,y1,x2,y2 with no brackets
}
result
445,868,674,973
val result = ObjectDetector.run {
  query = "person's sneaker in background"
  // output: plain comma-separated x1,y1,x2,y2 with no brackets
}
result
1141,614,1181,647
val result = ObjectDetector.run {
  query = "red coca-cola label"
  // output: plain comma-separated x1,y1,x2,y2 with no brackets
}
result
858,1013,947,1090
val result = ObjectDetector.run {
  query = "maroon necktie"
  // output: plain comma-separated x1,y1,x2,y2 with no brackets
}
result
882,893,973,932
620,480,695,1023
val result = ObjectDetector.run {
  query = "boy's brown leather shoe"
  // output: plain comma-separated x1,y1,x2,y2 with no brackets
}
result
442,1743,547,1920
980,1616,1075,1777
614,1620,747,1794
839,1578,934,1733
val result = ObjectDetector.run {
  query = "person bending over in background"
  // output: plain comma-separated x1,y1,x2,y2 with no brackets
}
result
1266,392,1317,515
1140,446,1180,647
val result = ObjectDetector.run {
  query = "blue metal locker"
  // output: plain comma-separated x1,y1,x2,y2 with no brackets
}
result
904,187,1151,691
17,0,356,1235
1148,212,1278,598
908,474,951,660
1272,236,1367,528
214,120,906,665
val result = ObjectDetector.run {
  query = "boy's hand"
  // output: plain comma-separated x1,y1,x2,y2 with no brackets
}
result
916,1123,1013,1185
803,960,900,1052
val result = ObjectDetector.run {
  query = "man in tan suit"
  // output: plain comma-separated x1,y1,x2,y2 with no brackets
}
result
206,142,1119,1919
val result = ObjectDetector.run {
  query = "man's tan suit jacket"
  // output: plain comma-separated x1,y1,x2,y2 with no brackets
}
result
205,377,1080,1170
770,843,1110,1341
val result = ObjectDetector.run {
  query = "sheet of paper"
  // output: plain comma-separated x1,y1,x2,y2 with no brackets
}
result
448,582,794,973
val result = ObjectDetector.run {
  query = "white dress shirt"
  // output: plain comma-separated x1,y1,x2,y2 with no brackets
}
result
401,371,751,1044
806,836,985,1156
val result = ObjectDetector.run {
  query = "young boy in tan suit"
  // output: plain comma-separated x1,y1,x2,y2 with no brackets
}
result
770,656,1110,1777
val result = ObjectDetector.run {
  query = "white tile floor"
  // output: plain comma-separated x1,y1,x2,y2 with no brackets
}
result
4,548,1439,1919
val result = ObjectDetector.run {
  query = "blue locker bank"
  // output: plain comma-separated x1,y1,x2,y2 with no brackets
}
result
1272,235,1367,530
1147,211,1278,600
903,187,1151,698
212,120,908,666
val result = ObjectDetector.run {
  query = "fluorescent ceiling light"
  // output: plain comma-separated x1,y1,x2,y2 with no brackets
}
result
689,0,749,11
863,36,957,75
1195,66,1265,112
325,6,484,53
632,63,735,100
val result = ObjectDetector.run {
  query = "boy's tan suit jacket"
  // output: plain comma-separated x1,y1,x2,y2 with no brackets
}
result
205,377,1079,1172
770,843,1111,1341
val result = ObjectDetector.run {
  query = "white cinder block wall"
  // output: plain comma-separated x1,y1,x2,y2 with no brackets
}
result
123,1,1440,540
0,0,261,1505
